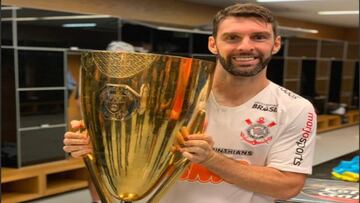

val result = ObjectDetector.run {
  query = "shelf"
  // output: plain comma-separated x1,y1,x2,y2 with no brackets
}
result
45,179,88,196
1,158,88,203
2,176,41,203
46,167,88,195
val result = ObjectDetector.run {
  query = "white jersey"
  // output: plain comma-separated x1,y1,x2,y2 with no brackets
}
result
161,82,317,203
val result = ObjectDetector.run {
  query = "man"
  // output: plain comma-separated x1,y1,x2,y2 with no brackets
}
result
64,3,316,203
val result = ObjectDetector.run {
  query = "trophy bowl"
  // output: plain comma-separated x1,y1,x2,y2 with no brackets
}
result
80,51,215,203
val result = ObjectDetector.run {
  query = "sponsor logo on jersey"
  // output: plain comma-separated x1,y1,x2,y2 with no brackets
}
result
252,102,278,112
214,147,253,156
293,112,314,166
279,87,299,99
240,117,276,145
180,163,223,184
180,161,250,184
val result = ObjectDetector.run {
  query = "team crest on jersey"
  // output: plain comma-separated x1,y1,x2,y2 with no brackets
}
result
240,117,276,145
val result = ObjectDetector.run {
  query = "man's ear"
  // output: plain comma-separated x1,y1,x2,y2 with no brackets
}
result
272,35,282,55
208,36,218,55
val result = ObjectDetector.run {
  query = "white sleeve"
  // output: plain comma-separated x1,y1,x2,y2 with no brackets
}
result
267,101,317,174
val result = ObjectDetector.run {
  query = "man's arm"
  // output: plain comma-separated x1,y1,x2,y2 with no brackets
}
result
181,134,306,200
204,151,305,200
181,101,316,200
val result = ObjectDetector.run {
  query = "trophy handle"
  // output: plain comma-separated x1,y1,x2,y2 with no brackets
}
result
147,109,207,203
83,155,117,203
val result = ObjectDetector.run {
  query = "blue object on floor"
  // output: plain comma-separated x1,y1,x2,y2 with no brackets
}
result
332,155,359,182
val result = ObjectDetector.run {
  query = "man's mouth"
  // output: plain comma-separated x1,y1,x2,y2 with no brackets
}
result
232,55,259,63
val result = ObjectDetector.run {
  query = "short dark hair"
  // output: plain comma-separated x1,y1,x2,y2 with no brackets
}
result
212,3,278,37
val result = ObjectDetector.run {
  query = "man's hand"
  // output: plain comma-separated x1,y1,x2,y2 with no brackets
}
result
63,120,93,158
180,132,216,165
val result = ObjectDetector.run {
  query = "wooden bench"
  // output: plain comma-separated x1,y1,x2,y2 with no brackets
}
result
317,115,342,133
317,110,359,133
345,110,359,124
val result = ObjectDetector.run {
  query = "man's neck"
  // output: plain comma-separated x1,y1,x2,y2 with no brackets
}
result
212,66,270,107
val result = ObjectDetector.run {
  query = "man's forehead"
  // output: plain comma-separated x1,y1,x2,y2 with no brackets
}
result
217,17,273,34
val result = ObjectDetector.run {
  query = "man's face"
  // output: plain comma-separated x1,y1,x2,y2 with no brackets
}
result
208,16,281,77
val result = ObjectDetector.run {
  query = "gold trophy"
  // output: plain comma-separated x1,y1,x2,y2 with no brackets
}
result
80,51,215,203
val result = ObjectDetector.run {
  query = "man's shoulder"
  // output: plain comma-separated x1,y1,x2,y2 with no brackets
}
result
268,83,314,110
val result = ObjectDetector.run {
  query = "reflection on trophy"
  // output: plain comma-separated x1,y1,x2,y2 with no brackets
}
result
80,51,215,203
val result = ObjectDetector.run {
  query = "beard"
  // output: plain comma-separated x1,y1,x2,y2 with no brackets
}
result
218,51,272,77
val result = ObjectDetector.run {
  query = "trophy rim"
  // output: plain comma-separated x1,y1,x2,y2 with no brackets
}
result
82,50,215,64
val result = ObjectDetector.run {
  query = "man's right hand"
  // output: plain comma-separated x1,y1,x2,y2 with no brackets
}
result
63,120,93,158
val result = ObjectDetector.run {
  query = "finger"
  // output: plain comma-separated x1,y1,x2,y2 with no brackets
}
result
182,151,205,163
176,132,185,145
182,151,195,161
183,146,206,155
63,145,92,153
64,132,88,140
70,120,85,130
170,145,181,153
70,148,93,158
63,137,90,145
187,134,214,146
180,127,189,140
184,140,210,149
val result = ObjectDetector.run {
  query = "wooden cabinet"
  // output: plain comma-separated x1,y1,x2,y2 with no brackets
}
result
1,158,88,203
1,48,68,168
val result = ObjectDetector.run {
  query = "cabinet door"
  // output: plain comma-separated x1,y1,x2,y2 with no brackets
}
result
267,58,284,86
315,60,330,97
1,48,18,167
19,90,65,128
300,60,317,98
328,61,343,103
283,59,301,93
18,50,64,88
20,127,66,167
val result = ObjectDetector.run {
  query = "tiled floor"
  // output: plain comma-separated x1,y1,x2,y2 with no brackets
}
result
25,189,92,203
24,151,359,203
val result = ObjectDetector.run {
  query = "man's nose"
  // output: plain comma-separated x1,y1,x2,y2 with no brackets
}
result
236,37,254,51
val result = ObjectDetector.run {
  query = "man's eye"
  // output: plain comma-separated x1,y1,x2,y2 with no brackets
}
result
253,35,268,41
226,35,239,41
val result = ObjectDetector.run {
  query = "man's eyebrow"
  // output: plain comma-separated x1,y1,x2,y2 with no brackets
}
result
252,31,272,36
221,31,271,36
220,32,240,37
251,32,271,37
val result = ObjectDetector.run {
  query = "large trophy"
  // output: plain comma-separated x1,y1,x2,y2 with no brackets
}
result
80,51,215,203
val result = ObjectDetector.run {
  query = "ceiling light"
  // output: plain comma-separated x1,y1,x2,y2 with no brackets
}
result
318,11,359,15
257,0,312,2
1,6,21,10
2,15,112,22
62,23,97,28
41,15,111,20
279,26,318,34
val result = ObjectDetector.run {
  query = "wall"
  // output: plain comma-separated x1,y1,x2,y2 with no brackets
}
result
3,0,359,42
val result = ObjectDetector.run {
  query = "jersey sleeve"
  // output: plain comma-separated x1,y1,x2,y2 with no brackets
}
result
266,100,317,174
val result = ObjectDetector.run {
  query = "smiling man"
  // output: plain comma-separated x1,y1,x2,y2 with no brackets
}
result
63,3,317,203
161,3,317,203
